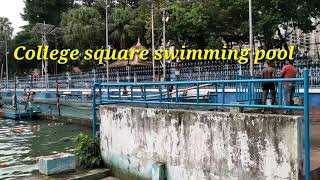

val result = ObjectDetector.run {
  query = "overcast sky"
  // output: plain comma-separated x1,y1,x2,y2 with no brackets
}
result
0,0,27,36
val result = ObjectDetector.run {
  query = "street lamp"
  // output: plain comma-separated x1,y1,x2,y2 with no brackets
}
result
32,22,55,89
4,27,8,90
249,0,253,76
106,0,109,82
161,8,169,81
151,1,155,81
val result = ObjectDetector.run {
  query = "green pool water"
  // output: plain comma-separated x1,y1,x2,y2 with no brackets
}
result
0,118,91,179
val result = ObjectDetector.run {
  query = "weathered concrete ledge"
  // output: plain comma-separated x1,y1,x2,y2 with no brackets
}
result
38,115,92,127
25,168,112,180
39,153,76,175
68,169,111,180
100,105,303,180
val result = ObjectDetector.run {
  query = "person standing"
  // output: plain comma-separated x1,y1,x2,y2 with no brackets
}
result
261,62,276,113
280,60,298,114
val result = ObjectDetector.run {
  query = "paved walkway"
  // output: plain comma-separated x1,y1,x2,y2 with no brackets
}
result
310,108,320,178
296,108,320,178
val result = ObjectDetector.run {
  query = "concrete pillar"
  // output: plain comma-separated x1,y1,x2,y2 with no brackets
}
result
152,163,165,180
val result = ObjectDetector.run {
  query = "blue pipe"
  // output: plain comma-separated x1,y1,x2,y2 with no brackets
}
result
304,68,310,180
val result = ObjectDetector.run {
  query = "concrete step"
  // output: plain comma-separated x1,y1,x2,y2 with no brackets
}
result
99,177,120,180
68,169,111,180
25,168,111,180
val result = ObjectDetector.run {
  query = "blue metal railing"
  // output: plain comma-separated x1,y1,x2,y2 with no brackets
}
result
1,60,320,90
92,68,310,180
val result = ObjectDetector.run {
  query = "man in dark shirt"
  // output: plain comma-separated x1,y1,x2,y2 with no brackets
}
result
261,62,276,112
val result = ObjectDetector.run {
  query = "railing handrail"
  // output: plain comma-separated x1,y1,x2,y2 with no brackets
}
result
96,78,304,86
92,68,310,180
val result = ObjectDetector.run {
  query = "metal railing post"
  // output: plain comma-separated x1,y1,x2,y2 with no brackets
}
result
175,84,179,102
279,82,283,106
196,83,200,104
166,85,170,102
99,84,102,105
248,82,252,104
303,68,310,180
159,85,163,102
107,85,110,100
92,83,97,141
143,85,146,101
222,82,225,104
131,85,133,102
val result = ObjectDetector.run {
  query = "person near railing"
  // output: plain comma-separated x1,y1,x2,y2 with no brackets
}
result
123,86,128,96
261,61,277,113
281,60,298,114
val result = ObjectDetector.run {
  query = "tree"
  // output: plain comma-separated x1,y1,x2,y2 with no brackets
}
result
22,0,74,27
252,0,320,50
76,0,96,6
0,17,14,39
0,17,14,76
10,31,40,75
166,1,211,48
108,5,137,49
61,6,105,50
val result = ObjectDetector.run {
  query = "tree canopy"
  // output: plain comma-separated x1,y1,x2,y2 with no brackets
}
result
3,0,320,75
61,6,105,50
22,0,74,27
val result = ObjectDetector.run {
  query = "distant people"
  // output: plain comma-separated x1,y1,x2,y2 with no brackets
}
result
169,85,174,93
123,86,128,96
261,62,276,112
72,66,82,74
281,60,298,114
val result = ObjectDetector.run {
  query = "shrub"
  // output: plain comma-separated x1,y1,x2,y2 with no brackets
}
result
75,133,102,168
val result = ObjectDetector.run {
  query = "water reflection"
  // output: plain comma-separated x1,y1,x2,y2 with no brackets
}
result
0,119,91,179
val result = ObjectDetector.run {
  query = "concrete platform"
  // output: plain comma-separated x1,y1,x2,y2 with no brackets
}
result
309,120,320,180
39,153,76,175
99,177,120,180
25,168,111,180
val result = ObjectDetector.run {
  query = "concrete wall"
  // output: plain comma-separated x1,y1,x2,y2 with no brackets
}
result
100,106,303,180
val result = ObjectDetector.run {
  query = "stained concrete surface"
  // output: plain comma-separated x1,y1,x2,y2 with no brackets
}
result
100,106,303,180
309,109,320,179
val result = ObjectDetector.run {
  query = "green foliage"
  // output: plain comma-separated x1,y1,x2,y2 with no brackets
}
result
167,1,210,48
61,6,105,50
75,133,102,168
252,0,320,49
11,31,42,75
0,17,13,39
108,6,135,49
22,0,74,26
5,0,320,74
107,4,148,49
